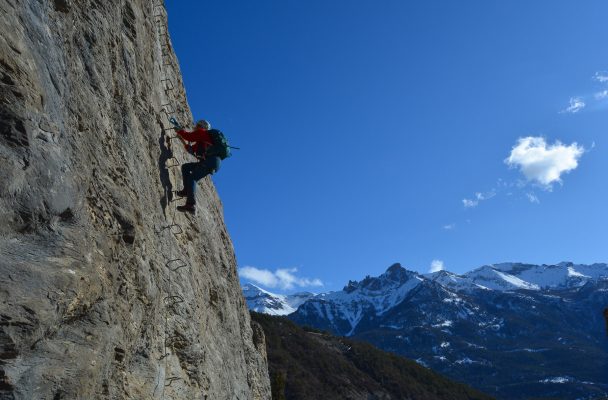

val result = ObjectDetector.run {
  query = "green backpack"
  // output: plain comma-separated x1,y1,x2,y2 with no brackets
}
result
204,129,231,160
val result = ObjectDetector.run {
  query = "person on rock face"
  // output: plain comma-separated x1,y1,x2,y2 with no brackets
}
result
174,119,221,214
604,308,608,336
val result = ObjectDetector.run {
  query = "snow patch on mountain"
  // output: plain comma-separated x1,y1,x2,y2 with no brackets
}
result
465,265,540,291
242,283,314,316
426,270,490,291
567,266,588,278
540,376,573,384
482,262,608,290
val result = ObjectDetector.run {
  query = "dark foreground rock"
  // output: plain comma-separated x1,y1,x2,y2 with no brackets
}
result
0,0,270,398
252,312,494,400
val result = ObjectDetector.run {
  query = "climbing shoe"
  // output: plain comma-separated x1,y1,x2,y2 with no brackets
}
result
177,204,196,214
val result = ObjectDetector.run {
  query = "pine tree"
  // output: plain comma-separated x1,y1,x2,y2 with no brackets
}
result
271,371,286,400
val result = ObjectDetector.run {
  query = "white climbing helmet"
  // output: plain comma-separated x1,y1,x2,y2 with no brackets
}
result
195,119,211,130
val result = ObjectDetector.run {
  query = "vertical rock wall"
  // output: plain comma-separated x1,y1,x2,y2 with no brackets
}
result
0,0,270,399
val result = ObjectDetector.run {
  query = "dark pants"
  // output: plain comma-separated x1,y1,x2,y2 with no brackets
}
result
181,156,221,205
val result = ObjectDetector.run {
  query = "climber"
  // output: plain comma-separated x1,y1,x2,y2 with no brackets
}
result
604,308,608,336
173,119,230,214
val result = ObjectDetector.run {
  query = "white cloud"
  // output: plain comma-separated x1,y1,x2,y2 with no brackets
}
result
561,97,585,114
442,223,456,230
526,193,540,204
595,90,608,100
462,191,496,208
593,71,608,83
429,260,444,273
462,198,478,208
239,266,323,290
505,137,585,188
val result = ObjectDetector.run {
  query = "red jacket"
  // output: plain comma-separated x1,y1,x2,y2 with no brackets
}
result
176,127,213,157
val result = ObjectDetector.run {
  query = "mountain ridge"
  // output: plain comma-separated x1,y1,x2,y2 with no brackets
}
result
249,262,608,400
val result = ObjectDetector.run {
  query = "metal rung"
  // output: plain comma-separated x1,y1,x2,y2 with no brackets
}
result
170,224,183,235
165,259,188,272
164,295,185,309
161,109,175,120
165,377,181,387
161,112,176,123
161,103,175,114
157,223,183,235
161,78,174,91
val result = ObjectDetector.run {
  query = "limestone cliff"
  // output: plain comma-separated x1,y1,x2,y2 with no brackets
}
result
0,0,271,399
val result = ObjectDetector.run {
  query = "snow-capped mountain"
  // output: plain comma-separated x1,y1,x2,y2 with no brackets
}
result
287,262,608,400
463,264,542,291
425,262,608,292
295,263,424,335
242,283,314,316
471,262,607,289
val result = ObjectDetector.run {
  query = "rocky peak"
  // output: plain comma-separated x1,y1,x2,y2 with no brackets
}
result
343,279,359,293
345,263,416,293
383,262,411,281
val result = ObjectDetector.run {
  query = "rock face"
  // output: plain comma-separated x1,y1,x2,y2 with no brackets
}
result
0,1,270,399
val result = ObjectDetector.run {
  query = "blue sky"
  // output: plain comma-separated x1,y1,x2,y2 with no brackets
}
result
166,1,608,293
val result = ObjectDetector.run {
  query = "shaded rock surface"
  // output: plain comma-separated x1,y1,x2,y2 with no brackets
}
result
0,0,270,399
